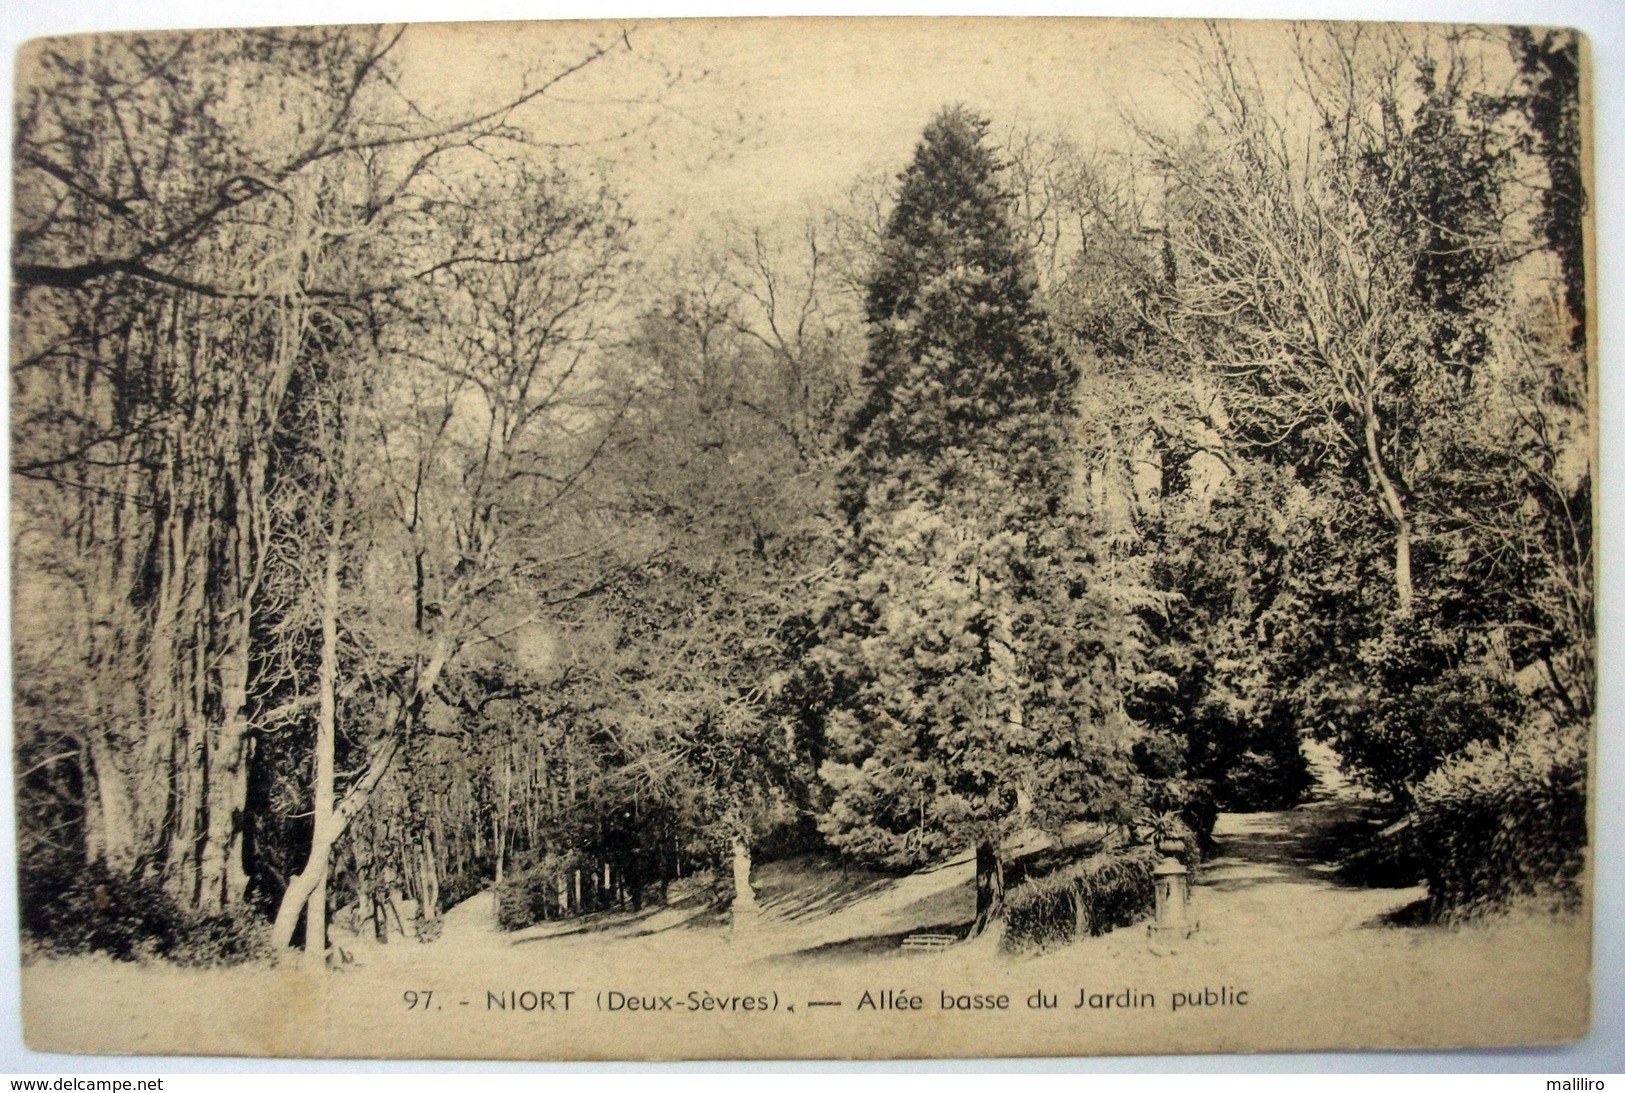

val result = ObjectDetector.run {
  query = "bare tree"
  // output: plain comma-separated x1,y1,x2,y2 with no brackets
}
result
268,158,631,949
1136,25,1527,615
12,25,654,919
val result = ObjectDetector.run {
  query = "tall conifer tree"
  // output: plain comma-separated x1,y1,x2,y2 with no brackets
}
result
814,107,1133,935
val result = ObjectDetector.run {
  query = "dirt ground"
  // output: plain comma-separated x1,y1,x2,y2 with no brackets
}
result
20,749,1592,1060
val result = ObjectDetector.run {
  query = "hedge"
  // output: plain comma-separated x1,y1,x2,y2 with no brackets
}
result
1409,724,1587,921
1001,844,1160,953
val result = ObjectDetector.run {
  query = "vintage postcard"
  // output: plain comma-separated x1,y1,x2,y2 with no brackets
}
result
10,16,1595,1060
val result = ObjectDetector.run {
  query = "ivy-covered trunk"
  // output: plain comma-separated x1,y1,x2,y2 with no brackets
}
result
970,840,1005,937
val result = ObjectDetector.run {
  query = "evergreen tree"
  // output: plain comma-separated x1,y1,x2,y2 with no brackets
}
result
1510,28,1586,349
814,107,1134,936
841,107,1076,521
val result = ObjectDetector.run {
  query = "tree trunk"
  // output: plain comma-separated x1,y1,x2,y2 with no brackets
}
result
198,716,250,910
305,870,328,967
1362,393,1414,615
81,752,106,868
199,615,253,910
1393,517,1414,616
148,459,195,899
418,829,440,923
166,720,203,905
493,746,511,886
968,840,1005,937
271,497,345,957
307,517,341,959
273,826,336,950
202,459,261,908
84,733,137,873
270,733,400,950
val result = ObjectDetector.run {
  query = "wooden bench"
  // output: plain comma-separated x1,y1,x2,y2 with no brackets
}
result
900,933,959,951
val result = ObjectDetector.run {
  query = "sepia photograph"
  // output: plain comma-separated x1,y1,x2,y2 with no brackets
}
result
6,11,1602,1062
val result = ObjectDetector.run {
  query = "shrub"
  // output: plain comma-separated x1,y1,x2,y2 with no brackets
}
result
437,867,489,913
1131,731,1184,780
495,854,576,931
18,858,266,964
1181,781,1220,855
1220,744,1312,811
495,869,550,931
1332,820,1425,889
1324,615,1526,805
1139,774,1220,854
1001,871,1079,953
1001,845,1159,953
172,906,271,967
20,859,183,960
1409,723,1587,921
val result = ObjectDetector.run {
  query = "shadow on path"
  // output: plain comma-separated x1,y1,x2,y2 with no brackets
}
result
1202,800,1368,893
1196,746,1429,935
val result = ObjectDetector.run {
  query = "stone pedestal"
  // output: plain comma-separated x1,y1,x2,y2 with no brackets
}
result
1148,852,1199,955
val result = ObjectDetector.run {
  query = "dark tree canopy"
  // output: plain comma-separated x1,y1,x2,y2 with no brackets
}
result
1511,28,1587,348
841,106,1079,523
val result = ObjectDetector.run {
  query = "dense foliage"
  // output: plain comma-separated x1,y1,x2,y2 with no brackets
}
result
1000,845,1159,953
1409,723,1587,919
20,858,268,965
812,107,1140,933
1050,27,1590,917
